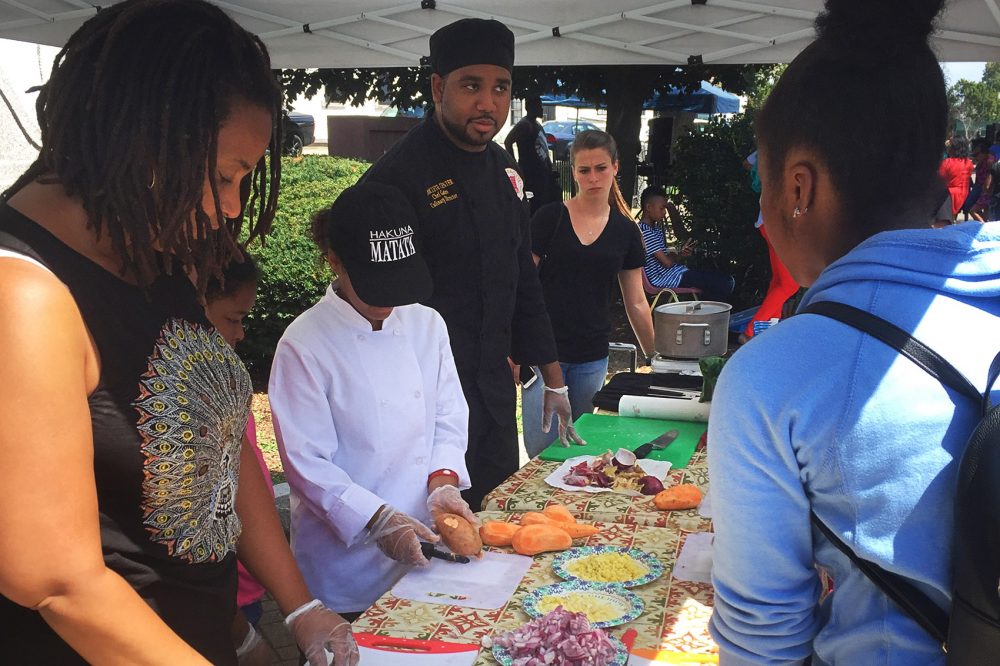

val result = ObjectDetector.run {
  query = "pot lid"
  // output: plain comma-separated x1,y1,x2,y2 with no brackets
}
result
654,301,732,316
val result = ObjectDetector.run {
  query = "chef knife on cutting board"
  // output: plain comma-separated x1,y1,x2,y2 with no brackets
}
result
633,428,680,459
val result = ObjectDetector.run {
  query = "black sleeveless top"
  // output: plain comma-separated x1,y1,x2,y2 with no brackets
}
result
0,204,251,665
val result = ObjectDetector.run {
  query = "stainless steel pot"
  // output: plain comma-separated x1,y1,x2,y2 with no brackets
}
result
653,300,732,359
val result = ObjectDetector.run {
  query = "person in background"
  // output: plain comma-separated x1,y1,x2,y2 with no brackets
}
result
969,137,996,222
637,185,736,302
360,18,580,510
505,95,559,213
939,137,974,220
521,130,654,456
742,151,800,340
0,1,358,664
708,0,1000,663
203,254,275,666
269,183,477,621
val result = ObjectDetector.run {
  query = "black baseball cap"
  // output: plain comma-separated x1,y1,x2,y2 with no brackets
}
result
429,18,515,76
323,183,433,307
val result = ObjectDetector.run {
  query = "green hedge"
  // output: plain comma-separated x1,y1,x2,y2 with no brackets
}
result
668,113,770,311
241,155,368,374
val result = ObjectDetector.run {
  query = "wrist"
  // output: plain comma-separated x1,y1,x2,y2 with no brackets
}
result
284,599,324,629
543,385,569,395
366,503,388,530
427,469,460,492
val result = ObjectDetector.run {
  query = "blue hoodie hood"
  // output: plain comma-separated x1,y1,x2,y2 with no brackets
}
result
803,221,1000,305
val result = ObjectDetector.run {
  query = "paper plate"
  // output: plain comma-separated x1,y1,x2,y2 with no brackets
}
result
522,580,643,628
552,545,664,588
492,633,628,666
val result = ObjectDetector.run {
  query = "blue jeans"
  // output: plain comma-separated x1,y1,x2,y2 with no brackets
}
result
521,357,609,458
678,267,735,302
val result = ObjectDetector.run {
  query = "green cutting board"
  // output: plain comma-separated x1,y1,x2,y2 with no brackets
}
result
537,413,707,468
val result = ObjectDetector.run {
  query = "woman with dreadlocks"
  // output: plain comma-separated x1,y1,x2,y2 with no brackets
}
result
0,1,358,665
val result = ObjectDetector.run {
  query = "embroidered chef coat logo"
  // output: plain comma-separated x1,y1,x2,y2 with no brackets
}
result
427,178,458,209
506,167,525,200
370,225,417,262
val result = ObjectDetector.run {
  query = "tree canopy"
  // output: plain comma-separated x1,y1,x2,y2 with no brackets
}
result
281,64,771,200
948,63,1000,139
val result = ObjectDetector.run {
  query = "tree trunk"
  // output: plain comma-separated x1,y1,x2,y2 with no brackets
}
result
604,66,660,208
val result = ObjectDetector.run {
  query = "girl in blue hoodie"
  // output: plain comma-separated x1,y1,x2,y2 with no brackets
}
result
708,1,1000,664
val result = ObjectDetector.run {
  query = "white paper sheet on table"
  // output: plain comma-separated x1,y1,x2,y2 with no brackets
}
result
390,551,532,610
672,532,714,583
544,455,673,494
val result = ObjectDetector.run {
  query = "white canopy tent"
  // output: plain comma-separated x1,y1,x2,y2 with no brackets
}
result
0,0,997,68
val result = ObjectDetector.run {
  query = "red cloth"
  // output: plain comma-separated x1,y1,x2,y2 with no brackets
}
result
939,157,974,216
745,224,800,338
236,413,272,607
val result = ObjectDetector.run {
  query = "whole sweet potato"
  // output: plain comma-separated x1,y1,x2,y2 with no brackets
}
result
435,512,483,556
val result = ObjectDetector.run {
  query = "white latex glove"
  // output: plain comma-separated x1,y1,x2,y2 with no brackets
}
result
426,484,481,528
542,385,587,447
285,600,360,666
366,505,438,565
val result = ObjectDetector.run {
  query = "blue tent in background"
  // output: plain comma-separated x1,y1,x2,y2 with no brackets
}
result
539,81,740,115
647,81,740,114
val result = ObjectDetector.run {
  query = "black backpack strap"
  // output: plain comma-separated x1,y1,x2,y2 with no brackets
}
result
802,301,981,405
811,511,949,646
799,300,986,650
984,351,1000,415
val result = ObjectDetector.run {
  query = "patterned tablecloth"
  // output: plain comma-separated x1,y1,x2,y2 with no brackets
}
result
480,446,711,530
353,511,717,664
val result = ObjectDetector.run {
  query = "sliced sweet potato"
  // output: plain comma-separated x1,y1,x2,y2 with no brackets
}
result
653,484,703,511
511,523,573,556
541,504,577,524
479,520,522,547
435,512,483,556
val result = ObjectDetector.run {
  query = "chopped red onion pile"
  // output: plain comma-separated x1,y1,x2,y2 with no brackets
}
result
491,606,618,665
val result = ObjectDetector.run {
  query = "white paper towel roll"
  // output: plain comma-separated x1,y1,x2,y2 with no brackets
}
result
618,394,711,422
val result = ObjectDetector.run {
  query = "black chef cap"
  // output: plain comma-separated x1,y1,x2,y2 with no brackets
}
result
429,18,515,76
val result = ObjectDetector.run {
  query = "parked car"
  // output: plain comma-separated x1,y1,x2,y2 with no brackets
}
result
542,120,601,160
282,111,315,156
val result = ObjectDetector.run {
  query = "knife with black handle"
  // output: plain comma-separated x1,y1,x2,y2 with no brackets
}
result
420,541,470,564
633,428,681,459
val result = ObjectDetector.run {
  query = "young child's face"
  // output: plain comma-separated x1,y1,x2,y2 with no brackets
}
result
326,252,394,328
205,283,257,347
644,196,667,222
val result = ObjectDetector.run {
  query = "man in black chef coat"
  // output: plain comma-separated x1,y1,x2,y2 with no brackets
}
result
361,18,583,509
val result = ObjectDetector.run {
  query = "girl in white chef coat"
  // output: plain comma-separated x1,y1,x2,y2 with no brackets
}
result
269,182,478,619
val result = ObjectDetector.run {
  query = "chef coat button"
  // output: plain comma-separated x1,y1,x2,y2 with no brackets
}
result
414,390,422,398
380,399,388,407
393,328,401,336
416,456,425,465
357,334,365,342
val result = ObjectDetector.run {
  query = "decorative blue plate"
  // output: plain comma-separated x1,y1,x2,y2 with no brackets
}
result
521,580,643,628
552,545,664,588
492,634,628,666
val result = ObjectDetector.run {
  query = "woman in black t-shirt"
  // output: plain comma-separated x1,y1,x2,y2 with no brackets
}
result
521,130,655,456
0,2,357,665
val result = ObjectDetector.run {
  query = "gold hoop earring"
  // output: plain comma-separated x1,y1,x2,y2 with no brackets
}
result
148,170,156,190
